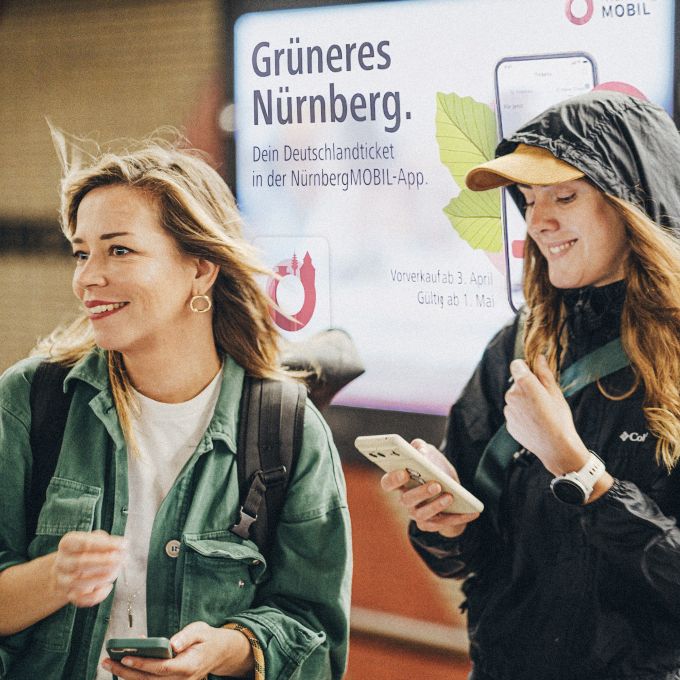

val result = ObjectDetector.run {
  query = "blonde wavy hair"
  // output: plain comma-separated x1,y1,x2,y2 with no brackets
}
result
522,194,680,470
35,131,284,445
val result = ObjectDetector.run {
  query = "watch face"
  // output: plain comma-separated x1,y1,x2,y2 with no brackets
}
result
550,478,586,505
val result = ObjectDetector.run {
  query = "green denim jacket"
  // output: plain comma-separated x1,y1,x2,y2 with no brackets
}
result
0,350,352,680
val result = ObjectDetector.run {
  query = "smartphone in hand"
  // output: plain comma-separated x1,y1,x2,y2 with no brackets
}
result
106,637,174,661
355,434,484,513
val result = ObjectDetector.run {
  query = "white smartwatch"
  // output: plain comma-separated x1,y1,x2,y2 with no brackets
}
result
550,451,606,505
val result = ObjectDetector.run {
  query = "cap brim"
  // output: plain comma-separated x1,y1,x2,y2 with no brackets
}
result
465,144,584,191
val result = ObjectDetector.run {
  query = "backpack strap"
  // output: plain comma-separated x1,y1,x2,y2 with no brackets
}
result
27,361,72,539
230,376,306,557
473,335,630,529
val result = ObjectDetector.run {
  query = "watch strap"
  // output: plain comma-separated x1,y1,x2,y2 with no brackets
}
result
552,450,606,504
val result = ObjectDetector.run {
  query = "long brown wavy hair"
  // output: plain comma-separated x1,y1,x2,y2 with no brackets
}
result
522,194,680,470
35,131,284,446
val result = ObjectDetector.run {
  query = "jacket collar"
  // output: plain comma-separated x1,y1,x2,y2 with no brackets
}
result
64,348,243,453
560,279,626,365
562,279,626,321
64,347,110,392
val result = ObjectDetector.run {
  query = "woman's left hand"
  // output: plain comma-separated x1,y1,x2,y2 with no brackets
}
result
504,354,590,476
101,621,254,680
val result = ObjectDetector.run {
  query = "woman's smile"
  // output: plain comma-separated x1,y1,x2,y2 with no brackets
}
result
84,299,129,320
546,238,578,256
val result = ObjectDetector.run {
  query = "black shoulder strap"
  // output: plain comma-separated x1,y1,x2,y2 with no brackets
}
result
28,361,72,538
230,376,306,557
474,336,629,529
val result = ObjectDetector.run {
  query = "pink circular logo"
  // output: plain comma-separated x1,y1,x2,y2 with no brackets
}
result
565,0,594,25
266,251,317,332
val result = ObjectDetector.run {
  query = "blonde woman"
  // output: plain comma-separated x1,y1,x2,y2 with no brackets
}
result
382,91,680,679
0,140,351,680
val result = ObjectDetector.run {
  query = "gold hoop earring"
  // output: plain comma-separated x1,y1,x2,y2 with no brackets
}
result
190,295,212,313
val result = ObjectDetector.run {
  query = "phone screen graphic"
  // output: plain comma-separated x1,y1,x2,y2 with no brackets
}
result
495,53,597,311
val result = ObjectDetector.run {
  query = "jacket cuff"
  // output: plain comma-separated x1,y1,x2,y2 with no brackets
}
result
408,520,462,556
583,476,626,508
223,623,265,680
581,478,677,544
408,521,467,578
224,609,331,680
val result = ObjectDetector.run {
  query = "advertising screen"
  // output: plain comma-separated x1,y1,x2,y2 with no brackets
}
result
234,0,676,415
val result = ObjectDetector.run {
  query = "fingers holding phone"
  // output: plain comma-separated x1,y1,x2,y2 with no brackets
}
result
410,438,459,479
410,497,480,539
361,434,481,538
103,624,255,679
381,467,479,538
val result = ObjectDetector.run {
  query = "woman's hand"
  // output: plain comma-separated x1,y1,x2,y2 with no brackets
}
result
380,439,480,538
52,530,125,607
504,355,591,476
101,622,254,680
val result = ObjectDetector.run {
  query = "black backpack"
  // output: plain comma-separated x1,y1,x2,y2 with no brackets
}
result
27,362,306,559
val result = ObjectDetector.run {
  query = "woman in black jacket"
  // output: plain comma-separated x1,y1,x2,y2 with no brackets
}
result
382,91,680,680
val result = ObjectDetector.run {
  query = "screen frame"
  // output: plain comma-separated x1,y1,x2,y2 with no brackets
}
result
493,51,599,313
222,0,680,432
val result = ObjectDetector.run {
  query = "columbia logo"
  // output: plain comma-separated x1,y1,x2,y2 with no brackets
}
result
619,431,649,442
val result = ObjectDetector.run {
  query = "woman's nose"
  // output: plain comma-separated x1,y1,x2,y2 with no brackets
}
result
73,255,107,290
526,201,558,234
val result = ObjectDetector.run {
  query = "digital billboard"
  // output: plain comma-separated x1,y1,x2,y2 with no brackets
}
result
234,0,676,415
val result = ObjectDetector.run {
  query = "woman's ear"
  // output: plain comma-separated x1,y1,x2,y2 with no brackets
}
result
193,257,219,294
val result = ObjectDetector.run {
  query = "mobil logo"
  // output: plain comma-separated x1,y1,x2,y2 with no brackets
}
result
255,236,331,336
565,0,594,24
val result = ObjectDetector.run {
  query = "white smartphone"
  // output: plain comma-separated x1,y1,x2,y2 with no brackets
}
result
494,52,598,311
354,434,484,514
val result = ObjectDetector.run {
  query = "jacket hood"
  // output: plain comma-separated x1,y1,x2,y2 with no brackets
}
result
498,90,680,236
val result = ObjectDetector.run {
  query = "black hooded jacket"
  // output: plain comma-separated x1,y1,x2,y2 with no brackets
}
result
500,91,680,234
410,92,680,679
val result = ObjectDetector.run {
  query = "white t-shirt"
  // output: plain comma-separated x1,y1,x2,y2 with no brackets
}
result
95,369,222,679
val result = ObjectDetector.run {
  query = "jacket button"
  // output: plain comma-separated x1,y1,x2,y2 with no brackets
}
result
165,540,181,558
238,579,245,588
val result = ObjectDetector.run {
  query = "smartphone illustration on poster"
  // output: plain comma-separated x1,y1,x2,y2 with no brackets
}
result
495,53,598,311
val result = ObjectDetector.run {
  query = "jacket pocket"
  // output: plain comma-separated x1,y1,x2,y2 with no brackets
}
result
179,533,267,628
29,476,101,653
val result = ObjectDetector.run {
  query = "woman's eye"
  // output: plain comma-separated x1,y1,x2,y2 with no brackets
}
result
111,246,131,256
72,250,88,262
557,194,576,204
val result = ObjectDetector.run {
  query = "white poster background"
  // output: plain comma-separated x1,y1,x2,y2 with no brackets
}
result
234,0,675,415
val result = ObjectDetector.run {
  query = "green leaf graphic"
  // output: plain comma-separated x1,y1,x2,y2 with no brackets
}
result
436,92,498,188
444,188,503,253
436,92,502,252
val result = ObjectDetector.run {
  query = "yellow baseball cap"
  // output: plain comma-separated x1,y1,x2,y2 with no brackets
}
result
465,143,584,191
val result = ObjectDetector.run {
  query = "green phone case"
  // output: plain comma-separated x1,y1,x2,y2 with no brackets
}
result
106,637,174,661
